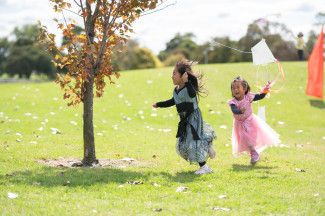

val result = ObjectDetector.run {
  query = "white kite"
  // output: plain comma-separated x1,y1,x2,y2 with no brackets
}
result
251,39,277,65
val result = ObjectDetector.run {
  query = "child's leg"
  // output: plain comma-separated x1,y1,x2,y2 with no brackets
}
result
199,161,206,167
195,161,212,175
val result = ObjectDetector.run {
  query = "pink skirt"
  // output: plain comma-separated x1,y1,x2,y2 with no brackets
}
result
231,114,280,156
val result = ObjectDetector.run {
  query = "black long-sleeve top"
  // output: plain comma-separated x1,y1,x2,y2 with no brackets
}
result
156,82,196,108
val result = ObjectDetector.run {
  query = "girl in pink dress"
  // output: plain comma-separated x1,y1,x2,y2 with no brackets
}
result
228,77,280,164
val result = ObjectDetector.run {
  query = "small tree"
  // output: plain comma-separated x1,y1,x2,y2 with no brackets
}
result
39,0,165,166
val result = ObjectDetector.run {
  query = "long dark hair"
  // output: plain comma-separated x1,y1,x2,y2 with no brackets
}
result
175,59,206,97
230,76,251,97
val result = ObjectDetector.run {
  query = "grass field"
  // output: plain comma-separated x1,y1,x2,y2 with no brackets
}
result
0,62,324,215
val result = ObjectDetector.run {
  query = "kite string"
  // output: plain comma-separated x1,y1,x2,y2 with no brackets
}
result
210,41,252,54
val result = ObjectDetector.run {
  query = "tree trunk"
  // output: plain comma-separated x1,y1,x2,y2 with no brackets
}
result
82,67,98,166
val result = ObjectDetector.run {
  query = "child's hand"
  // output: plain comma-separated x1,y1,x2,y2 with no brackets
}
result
240,107,246,113
152,103,158,108
182,72,188,83
261,81,271,94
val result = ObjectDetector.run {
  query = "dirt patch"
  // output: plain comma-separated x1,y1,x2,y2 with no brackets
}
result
37,157,154,168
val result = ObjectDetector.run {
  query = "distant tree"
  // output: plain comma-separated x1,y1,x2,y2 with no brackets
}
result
4,24,55,78
158,33,198,62
112,39,161,70
314,12,325,26
0,37,10,75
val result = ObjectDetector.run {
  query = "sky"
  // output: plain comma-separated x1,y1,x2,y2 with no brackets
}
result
0,0,324,54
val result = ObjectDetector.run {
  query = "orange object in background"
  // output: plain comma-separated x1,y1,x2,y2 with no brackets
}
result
306,27,324,99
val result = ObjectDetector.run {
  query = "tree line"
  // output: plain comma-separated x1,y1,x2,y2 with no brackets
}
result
0,16,322,79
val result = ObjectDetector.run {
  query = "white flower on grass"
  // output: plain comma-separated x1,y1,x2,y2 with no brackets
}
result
212,207,230,212
160,128,171,133
38,127,44,131
24,113,32,116
16,139,22,142
70,121,77,126
218,195,227,199
278,121,285,125
276,101,282,105
121,157,135,162
44,119,48,123
322,137,325,140
50,128,61,134
30,141,37,144
279,144,290,148
118,93,124,99
146,80,153,84
74,113,78,117
49,112,56,115
138,110,144,115
16,133,22,136
7,192,18,199
96,132,103,136
296,130,303,133
219,125,227,129
32,116,38,120
176,186,188,192
53,97,58,101
123,116,132,121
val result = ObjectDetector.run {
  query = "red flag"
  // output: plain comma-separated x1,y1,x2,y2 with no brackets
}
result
306,27,324,99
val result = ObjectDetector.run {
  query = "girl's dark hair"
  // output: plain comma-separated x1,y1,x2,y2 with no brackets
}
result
175,59,206,97
231,76,251,97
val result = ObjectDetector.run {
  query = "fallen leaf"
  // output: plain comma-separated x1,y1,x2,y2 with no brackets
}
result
127,181,143,185
151,182,160,187
218,195,227,199
50,128,61,134
295,168,305,172
70,120,77,126
212,206,230,211
153,208,162,212
176,186,188,192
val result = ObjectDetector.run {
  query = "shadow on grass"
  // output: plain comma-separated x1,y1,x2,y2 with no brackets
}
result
309,99,325,109
0,167,200,187
232,164,277,172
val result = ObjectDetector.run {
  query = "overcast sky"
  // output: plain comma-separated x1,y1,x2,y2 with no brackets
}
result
0,0,324,53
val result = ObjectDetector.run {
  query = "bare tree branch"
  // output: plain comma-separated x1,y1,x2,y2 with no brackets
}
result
73,0,81,7
63,8,82,17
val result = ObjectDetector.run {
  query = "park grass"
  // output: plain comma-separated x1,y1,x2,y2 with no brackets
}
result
0,62,324,215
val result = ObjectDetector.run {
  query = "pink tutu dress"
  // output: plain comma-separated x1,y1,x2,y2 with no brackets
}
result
228,92,280,156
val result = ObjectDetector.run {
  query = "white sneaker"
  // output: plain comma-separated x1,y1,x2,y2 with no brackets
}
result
194,164,213,175
208,146,216,159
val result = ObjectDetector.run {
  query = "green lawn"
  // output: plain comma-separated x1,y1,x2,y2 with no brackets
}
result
0,62,324,215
